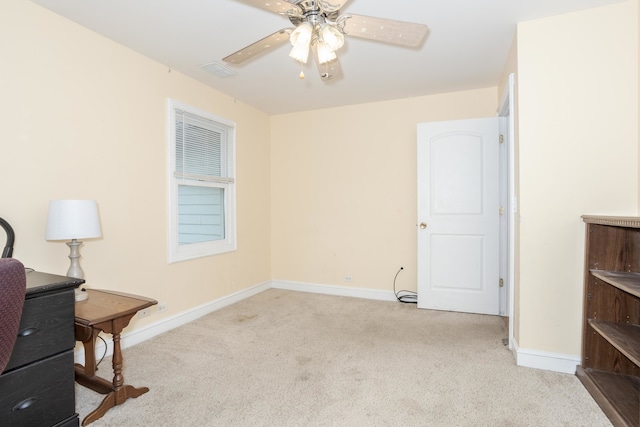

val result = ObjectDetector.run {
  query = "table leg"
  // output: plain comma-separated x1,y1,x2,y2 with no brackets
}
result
80,330,149,426
75,326,113,394
74,325,98,377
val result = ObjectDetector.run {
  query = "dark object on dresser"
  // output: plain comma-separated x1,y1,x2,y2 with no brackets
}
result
0,270,84,427
0,258,26,373
577,215,640,427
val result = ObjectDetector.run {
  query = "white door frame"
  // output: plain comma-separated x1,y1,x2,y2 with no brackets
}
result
498,73,516,349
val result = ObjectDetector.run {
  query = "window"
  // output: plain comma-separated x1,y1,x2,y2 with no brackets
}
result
167,99,236,262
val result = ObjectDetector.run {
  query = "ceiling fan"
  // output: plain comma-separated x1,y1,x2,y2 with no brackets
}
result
222,0,429,81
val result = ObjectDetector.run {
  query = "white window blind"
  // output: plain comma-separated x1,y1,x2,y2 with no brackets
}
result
175,109,234,183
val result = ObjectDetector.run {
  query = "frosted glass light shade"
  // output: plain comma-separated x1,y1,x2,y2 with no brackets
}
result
321,25,344,51
46,200,102,240
290,22,313,47
289,22,313,64
317,41,337,64
289,44,310,64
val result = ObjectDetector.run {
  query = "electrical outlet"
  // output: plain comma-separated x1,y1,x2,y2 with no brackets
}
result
345,275,353,282
157,302,168,313
138,308,151,318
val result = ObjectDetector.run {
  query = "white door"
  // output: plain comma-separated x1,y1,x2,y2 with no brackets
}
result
417,118,499,315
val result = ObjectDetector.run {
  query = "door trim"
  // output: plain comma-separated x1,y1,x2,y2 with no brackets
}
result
498,73,516,349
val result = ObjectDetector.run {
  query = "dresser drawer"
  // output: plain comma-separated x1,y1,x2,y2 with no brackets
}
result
4,289,75,371
53,414,80,427
0,350,76,427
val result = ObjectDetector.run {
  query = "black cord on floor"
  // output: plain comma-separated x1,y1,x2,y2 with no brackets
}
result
96,335,107,368
393,267,417,304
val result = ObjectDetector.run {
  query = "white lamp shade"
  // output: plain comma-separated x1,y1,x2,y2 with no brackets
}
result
46,200,102,241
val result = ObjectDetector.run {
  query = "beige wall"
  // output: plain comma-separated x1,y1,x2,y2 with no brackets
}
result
516,1,638,354
271,89,498,291
0,0,272,328
498,36,518,100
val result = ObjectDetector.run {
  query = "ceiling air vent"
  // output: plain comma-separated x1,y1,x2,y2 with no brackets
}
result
200,61,237,78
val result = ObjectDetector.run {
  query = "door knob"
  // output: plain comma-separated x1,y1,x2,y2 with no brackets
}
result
419,222,427,229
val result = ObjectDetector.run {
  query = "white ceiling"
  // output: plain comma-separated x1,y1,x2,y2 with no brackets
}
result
31,0,624,115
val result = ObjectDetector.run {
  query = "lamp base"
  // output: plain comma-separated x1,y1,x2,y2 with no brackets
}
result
66,239,85,279
66,239,89,302
75,289,88,302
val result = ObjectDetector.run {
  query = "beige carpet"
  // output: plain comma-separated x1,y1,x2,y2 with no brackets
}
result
75,289,611,426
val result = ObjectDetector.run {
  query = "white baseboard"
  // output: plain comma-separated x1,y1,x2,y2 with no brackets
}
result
74,280,272,365
511,338,580,374
76,280,577,376
270,280,398,302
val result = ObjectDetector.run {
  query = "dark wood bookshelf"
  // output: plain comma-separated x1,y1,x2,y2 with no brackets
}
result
579,216,640,427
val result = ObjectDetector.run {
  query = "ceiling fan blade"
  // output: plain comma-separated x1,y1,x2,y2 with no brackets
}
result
342,14,429,47
223,28,294,65
311,44,344,82
234,0,299,15
318,0,350,13
318,58,343,82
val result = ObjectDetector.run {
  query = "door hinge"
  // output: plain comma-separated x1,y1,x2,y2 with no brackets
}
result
499,278,504,288
499,206,504,216
499,134,504,144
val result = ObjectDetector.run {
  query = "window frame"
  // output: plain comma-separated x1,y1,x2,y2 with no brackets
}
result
167,99,237,263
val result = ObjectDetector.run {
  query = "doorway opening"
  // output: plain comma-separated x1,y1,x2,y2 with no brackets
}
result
416,73,515,348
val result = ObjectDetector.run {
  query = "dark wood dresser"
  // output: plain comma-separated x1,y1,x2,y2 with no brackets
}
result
0,271,83,427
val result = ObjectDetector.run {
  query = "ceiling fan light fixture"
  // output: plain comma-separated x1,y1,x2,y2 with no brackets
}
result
320,24,344,52
289,22,313,64
289,44,310,64
316,41,337,65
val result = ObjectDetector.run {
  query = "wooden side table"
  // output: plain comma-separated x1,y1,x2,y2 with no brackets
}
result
74,289,157,426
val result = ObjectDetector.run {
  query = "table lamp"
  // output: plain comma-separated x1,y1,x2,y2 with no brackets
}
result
46,200,102,300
